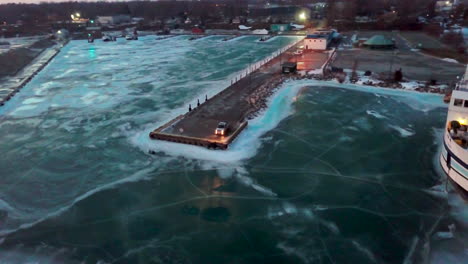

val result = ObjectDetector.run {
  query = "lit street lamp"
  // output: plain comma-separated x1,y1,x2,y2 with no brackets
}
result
299,12,306,21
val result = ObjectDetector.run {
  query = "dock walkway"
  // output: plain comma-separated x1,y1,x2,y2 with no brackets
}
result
150,38,304,149
0,43,63,106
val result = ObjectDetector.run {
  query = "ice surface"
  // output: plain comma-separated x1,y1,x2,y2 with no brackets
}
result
132,78,445,164
389,125,416,137
304,79,447,112
0,35,302,237
0,35,463,263
366,110,387,119
442,58,459,64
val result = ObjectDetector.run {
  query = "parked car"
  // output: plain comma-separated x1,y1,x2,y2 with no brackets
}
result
293,49,303,55
215,121,229,136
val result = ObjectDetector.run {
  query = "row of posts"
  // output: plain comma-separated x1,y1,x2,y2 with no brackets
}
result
188,94,208,112
186,38,302,112
229,38,302,87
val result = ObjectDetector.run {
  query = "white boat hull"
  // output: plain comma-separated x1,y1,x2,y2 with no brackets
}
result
440,133,468,196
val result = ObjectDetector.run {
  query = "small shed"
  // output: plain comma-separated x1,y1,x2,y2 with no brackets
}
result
282,62,297,74
363,35,395,49
304,34,328,50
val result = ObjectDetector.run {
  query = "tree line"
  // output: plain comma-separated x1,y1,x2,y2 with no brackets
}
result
0,0,248,25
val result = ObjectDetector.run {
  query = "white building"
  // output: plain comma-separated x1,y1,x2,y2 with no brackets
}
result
232,17,241,24
97,15,131,25
304,35,327,50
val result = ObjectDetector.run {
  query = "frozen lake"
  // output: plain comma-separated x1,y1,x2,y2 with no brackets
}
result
0,35,466,263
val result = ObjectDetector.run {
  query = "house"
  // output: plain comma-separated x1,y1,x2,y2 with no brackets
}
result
132,17,144,23
192,27,204,34
97,15,131,25
304,35,328,50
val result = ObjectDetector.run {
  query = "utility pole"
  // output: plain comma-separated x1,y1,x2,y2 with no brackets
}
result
279,37,283,71
389,51,394,82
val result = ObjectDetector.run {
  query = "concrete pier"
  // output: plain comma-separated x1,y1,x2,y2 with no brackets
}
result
0,43,64,107
150,37,305,149
222,35,242,41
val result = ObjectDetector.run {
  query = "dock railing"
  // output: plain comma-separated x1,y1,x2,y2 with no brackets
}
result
185,36,304,117
228,36,304,87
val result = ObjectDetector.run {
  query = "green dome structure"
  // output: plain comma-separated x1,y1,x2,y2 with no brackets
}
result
363,35,395,49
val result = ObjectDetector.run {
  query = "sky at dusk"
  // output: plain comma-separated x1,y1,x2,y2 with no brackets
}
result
0,0,129,4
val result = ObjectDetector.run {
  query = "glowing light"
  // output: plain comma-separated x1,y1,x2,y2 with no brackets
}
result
299,12,306,21
57,30,62,34
459,118,467,125
76,13,81,18
88,47,96,59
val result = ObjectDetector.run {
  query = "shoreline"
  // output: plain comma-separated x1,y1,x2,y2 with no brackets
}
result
242,73,447,123
141,75,447,162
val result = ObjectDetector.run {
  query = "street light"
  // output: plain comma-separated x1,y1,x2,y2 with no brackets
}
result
299,12,306,21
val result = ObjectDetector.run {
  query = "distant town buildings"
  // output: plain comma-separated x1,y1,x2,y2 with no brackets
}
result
97,15,131,25
355,16,374,24
232,17,241,24
436,0,454,13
